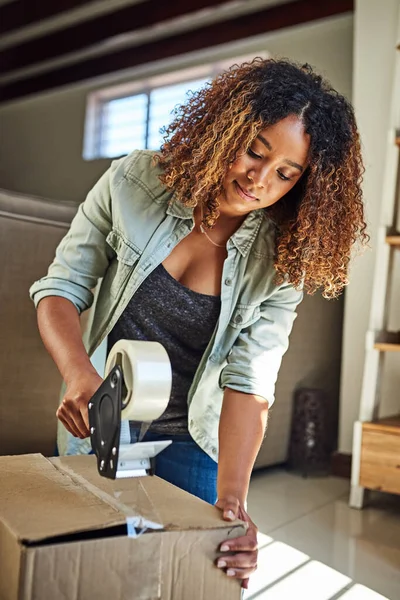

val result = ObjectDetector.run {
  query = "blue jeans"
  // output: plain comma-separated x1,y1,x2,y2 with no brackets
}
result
130,427,218,504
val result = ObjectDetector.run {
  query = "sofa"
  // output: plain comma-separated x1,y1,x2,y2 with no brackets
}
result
0,188,77,455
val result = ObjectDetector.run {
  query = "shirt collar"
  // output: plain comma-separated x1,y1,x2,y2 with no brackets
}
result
230,209,264,257
167,198,264,257
166,196,194,220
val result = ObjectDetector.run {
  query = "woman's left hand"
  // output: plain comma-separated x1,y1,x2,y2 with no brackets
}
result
215,496,258,590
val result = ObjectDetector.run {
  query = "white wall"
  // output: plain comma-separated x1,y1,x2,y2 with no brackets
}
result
338,0,400,454
0,14,353,202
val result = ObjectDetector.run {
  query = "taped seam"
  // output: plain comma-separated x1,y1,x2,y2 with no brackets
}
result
50,459,133,517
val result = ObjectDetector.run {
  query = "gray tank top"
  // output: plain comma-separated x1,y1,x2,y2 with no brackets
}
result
107,263,221,434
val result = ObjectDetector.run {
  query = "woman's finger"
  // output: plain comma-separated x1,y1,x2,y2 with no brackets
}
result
217,551,257,571
222,566,257,580
220,535,258,553
80,404,90,431
56,409,82,438
59,399,90,438
72,406,90,438
242,578,249,590
215,496,240,521
66,411,86,438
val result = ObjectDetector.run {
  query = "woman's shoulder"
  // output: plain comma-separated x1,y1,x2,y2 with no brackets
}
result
250,212,277,260
110,149,167,201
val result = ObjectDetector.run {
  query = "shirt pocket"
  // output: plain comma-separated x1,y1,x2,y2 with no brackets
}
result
229,304,261,330
105,229,142,298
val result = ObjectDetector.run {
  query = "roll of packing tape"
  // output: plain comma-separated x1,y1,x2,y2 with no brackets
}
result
105,340,172,422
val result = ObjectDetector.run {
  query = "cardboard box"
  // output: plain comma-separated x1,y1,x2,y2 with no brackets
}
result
0,454,246,600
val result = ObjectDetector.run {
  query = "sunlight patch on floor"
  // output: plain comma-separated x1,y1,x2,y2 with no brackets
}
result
257,532,274,549
244,533,390,600
338,584,391,600
244,540,309,598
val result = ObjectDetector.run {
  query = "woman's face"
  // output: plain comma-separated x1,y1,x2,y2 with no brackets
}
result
218,115,310,217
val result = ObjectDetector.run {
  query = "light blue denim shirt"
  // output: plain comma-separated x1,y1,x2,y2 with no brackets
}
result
30,150,303,461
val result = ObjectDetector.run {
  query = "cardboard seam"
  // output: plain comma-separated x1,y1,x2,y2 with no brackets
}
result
157,535,163,598
75,543,83,600
50,458,137,518
158,523,246,533
19,548,34,600
138,479,163,525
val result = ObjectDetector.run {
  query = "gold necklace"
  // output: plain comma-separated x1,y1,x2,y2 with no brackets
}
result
199,205,226,248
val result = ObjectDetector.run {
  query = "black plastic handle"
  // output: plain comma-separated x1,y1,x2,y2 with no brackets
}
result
88,365,123,479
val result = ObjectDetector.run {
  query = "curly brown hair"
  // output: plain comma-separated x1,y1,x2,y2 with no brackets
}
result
156,58,368,298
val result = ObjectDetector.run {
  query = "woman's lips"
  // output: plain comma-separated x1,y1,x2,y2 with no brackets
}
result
234,181,258,202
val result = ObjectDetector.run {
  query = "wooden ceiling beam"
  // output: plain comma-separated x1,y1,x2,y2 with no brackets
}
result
0,0,354,103
0,0,232,73
0,0,99,35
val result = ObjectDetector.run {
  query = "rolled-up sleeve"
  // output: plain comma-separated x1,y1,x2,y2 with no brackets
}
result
219,282,303,406
29,157,125,314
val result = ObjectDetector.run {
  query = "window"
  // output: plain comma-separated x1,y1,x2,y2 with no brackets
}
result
83,52,267,160
97,77,208,159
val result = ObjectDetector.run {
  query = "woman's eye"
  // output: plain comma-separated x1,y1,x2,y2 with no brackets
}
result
247,148,261,159
277,170,291,182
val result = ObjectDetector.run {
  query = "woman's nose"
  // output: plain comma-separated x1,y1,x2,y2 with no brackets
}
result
247,165,270,189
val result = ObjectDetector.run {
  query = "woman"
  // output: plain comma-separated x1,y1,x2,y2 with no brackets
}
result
30,58,367,589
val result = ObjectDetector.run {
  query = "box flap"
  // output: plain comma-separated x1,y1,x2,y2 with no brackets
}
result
0,454,127,543
0,454,244,546
52,455,244,532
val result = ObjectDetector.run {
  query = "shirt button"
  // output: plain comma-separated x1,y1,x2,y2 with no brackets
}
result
212,447,217,455
225,278,232,286
190,419,194,427
235,314,243,324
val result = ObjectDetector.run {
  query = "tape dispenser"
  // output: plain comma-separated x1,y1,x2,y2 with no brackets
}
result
88,340,172,479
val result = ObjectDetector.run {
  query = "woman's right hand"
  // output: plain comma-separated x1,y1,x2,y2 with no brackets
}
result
56,370,103,439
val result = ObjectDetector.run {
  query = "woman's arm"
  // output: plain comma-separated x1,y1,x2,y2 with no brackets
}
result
37,297,96,384
216,387,268,589
215,282,303,588
37,296,103,438
217,387,268,506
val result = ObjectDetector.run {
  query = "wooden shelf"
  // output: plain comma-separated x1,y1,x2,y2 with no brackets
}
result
374,342,400,352
374,331,400,351
386,235,400,246
363,415,400,434
360,416,400,495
